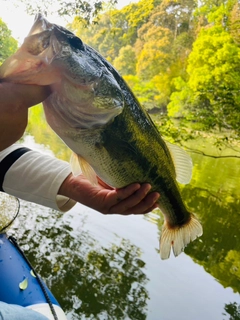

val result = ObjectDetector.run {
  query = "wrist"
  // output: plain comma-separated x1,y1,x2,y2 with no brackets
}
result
58,173,83,202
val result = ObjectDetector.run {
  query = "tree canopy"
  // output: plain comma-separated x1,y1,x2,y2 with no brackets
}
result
68,0,240,140
1,0,239,141
0,18,18,64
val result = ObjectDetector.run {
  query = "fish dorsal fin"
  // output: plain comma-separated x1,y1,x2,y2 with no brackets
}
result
70,152,98,186
166,142,193,184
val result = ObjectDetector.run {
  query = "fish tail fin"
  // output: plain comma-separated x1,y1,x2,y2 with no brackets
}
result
160,214,203,260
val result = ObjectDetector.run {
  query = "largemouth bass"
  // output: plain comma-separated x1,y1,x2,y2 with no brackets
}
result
0,14,202,259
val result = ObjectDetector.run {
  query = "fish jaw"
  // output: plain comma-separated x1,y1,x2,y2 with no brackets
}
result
0,49,59,85
0,14,62,85
0,30,61,85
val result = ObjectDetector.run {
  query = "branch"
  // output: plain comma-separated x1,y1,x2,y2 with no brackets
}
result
180,144,240,159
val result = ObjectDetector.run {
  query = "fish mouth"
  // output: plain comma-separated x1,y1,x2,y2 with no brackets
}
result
0,13,86,85
0,14,61,85
27,13,53,36
29,13,85,55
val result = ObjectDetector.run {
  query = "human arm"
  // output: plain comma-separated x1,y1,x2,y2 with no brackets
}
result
0,145,75,211
59,174,159,215
0,145,159,214
0,82,50,151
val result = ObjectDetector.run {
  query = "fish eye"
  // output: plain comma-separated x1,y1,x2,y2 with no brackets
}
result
68,36,84,50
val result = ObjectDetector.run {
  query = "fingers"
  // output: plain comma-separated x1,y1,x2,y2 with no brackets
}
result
127,194,159,215
114,183,142,202
109,183,160,215
121,192,160,215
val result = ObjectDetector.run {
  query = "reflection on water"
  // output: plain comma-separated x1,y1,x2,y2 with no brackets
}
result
8,107,240,319
10,204,149,319
182,153,240,295
223,303,240,320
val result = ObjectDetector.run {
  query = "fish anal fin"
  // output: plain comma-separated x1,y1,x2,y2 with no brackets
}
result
160,214,203,260
166,141,193,185
70,152,98,186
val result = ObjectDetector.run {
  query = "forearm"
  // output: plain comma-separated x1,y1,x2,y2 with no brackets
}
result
0,83,50,109
0,144,76,211
0,83,51,151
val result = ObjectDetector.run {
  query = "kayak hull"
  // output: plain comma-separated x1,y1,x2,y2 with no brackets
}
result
0,233,67,319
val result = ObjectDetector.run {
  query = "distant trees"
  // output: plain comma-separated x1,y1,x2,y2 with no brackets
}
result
187,22,240,132
0,19,18,64
69,0,240,136
3,0,240,137
169,0,240,133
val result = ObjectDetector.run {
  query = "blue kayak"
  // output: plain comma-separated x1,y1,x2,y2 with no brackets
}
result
0,233,67,320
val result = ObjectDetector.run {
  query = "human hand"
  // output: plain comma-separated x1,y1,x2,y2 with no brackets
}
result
0,82,50,151
58,174,160,215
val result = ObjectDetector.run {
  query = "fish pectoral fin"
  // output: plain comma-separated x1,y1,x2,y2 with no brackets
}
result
70,152,98,186
159,214,202,260
166,141,193,185
70,152,82,176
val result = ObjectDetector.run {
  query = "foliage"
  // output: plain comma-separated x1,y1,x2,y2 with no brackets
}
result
186,1,240,135
3,0,239,142
17,0,118,24
9,0,239,140
230,2,240,45
187,25,240,132
113,45,136,75
224,302,240,320
0,18,18,64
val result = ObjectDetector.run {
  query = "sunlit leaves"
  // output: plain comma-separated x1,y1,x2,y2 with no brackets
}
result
187,24,240,132
8,0,240,140
136,25,173,80
229,1,240,44
18,0,116,24
113,45,136,76
0,19,18,64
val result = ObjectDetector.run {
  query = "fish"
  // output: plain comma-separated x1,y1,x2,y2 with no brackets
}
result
0,14,202,259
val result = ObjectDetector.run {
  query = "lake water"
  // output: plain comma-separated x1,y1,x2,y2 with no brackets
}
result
7,130,240,320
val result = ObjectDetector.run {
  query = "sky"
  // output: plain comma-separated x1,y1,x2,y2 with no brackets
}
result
0,0,138,44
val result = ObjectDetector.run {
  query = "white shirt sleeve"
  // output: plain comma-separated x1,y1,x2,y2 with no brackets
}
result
0,144,76,212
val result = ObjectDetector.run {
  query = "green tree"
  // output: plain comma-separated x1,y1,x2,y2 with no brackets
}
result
70,0,158,63
187,24,240,133
113,45,136,76
224,302,240,320
152,0,197,38
16,0,117,23
124,75,160,110
136,25,173,80
0,18,18,64
167,77,194,119
229,2,240,45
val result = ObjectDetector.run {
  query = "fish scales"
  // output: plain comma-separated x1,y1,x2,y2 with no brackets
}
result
0,14,202,259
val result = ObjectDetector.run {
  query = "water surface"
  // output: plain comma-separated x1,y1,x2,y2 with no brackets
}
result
7,131,240,320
